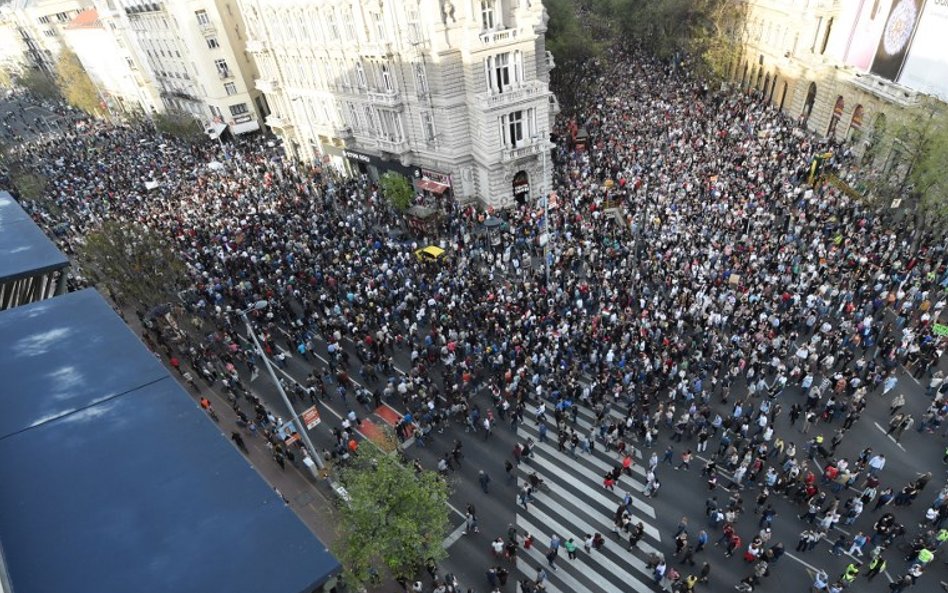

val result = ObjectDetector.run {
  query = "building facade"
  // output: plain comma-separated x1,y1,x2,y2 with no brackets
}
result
736,0,939,158
62,8,157,115
238,0,557,209
0,7,30,77
11,0,91,74
116,0,266,135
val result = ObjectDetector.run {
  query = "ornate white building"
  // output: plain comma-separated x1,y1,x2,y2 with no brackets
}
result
237,0,557,209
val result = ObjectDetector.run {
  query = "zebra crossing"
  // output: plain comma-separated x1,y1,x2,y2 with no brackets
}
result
514,404,671,593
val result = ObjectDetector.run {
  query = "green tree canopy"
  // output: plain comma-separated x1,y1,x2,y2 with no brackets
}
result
334,448,450,589
79,220,187,308
55,48,101,116
380,171,413,211
154,113,205,142
16,69,60,100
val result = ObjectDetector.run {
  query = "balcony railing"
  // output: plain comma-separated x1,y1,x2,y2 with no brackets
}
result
479,28,517,45
264,114,292,129
479,81,544,110
198,21,216,36
255,77,280,94
501,142,543,162
377,137,409,154
367,90,402,107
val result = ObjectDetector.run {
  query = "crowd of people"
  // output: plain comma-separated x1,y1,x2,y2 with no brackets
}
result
4,41,948,593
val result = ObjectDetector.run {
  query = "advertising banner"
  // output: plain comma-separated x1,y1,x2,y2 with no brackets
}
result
898,0,948,100
870,0,925,80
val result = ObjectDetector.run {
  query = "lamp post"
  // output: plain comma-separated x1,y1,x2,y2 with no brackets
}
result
237,300,325,472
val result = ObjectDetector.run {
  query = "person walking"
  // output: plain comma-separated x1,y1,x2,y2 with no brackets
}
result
479,470,491,494
564,538,578,560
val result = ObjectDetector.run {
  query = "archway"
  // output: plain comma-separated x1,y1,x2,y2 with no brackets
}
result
512,170,530,206
778,80,789,111
863,113,887,165
827,96,845,137
755,67,764,91
848,104,864,142
802,82,817,122
741,62,749,87
763,74,771,100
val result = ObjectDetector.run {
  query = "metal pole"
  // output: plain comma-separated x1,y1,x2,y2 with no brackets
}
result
239,311,325,470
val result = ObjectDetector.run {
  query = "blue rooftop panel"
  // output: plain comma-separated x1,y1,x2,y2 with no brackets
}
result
0,191,69,282
0,289,340,593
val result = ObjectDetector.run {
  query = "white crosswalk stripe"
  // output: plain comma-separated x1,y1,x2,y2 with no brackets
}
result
515,404,676,593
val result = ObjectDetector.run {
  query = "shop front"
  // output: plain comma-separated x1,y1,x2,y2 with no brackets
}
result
343,149,415,182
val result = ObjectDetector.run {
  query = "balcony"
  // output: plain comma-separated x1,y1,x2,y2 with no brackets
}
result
501,142,543,162
479,28,517,46
333,125,353,140
198,21,216,37
255,77,280,94
478,81,544,110
377,137,409,155
362,41,394,57
245,39,265,53
217,69,233,80
367,90,402,108
265,114,293,129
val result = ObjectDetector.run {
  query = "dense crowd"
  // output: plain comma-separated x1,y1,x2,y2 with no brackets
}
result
5,43,948,593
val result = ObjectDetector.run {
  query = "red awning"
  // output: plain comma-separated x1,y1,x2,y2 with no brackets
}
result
416,179,450,194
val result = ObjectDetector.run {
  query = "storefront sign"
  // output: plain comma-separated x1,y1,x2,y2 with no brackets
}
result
343,150,371,163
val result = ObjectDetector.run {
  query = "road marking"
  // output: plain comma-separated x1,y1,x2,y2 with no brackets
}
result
873,422,907,451
443,522,468,548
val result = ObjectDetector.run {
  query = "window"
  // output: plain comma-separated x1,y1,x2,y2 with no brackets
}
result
480,0,495,30
500,108,536,148
820,17,833,55
327,12,339,41
505,110,523,147
381,64,394,92
421,111,435,143
407,7,421,42
362,105,376,133
210,105,222,118
414,63,428,95
206,37,219,49
355,61,367,88
493,52,510,92
229,103,249,116
371,12,386,40
214,58,230,77
195,10,210,26
343,8,355,39
224,82,237,96
378,110,402,140
811,16,823,52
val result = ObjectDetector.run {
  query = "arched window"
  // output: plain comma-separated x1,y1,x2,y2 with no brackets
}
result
803,82,817,122
827,96,845,137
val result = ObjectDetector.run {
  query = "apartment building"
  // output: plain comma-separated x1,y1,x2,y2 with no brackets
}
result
61,8,156,115
736,0,945,153
116,0,265,134
0,6,30,77
238,0,557,209
11,0,91,74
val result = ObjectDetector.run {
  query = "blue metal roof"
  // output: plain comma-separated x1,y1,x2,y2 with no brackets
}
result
0,289,341,593
0,191,69,282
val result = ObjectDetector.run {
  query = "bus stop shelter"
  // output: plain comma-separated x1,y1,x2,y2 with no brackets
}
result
0,191,69,310
0,289,341,593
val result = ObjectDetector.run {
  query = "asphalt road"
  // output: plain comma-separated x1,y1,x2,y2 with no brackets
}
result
198,302,947,593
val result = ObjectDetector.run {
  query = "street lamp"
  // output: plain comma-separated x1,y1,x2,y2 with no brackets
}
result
237,300,325,472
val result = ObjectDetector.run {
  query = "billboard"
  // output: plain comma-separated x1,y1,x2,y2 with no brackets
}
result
843,0,892,70
898,0,948,100
870,0,925,80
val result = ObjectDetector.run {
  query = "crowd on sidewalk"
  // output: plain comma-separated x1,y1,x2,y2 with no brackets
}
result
4,41,948,593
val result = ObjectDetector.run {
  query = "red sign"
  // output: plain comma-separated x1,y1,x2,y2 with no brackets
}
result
303,406,321,429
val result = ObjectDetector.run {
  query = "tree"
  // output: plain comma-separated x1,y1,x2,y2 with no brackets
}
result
545,0,605,111
334,447,450,589
16,69,59,100
860,103,948,235
55,48,101,116
380,171,413,211
79,220,187,308
154,112,205,142
613,0,746,78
